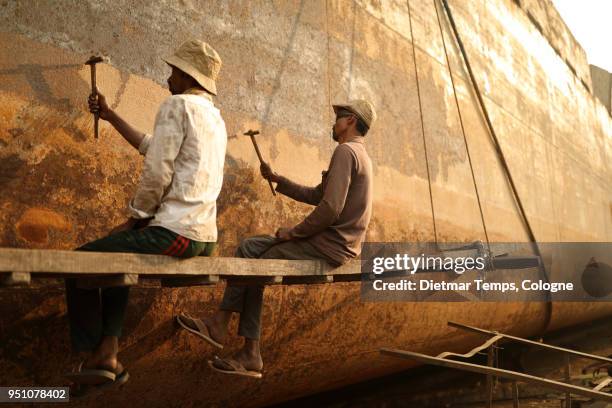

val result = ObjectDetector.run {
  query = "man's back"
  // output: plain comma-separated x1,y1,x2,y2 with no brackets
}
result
276,137,373,265
133,92,227,242
309,139,372,264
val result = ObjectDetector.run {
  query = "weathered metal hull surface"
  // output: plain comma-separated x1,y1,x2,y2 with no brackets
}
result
0,0,610,406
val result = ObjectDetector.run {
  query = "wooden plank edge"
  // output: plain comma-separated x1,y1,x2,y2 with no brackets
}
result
0,248,335,275
333,274,363,282
282,275,333,285
76,274,139,289
223,276,283,285
162,275,219,287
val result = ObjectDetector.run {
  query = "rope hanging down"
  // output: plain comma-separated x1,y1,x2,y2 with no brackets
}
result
433,0,491,249
438,0,552,330
437,0,541,249
406,0,439,243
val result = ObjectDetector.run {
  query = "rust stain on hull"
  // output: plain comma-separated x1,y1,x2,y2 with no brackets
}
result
15,207,72,245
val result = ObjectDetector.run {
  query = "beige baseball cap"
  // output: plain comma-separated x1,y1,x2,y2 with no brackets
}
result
332,99,377,129
163,39,222,95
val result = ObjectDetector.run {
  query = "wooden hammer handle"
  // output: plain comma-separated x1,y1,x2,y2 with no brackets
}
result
90,64,99,139
250,135,265,163
248,135,276,196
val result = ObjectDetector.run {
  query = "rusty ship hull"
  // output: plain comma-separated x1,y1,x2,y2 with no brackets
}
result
1,0,611,406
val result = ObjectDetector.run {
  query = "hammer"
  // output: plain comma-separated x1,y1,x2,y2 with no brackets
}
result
244,129,276,196
85,55,106,139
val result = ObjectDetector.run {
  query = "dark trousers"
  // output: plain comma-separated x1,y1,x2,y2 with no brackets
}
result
220,235,334,340
65,226,214,352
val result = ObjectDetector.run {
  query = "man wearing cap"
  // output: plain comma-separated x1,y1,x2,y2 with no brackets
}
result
176,100,375,378
63,39,226,389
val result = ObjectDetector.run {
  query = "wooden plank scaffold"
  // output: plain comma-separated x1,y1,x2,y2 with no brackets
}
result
0,247,540,288
0,247,363,288
380,322,612,407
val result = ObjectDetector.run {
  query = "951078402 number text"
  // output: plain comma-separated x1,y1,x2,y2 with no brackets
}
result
1,387,69,402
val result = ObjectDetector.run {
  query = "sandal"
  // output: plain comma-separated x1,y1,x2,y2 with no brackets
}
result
208,355,262,379
176,313,224,349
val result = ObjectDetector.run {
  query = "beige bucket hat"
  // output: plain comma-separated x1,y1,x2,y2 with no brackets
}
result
332,99,377,129
163,39,222,95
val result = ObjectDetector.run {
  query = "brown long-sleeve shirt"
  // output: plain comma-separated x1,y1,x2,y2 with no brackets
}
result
275,137,373,266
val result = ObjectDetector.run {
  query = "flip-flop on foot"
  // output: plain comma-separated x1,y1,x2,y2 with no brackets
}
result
69,366,129,399
176,313,224,349
208,355,262,379
98,368,130,390
64,362,116,385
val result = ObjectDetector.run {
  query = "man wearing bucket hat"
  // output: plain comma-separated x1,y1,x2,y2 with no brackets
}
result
64,39,227,391
176,100,375,378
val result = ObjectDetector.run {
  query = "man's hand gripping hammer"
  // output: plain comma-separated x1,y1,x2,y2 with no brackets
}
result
85,55,107,139
244,129,276,196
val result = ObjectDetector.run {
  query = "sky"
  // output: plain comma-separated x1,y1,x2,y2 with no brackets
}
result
552,0,612,72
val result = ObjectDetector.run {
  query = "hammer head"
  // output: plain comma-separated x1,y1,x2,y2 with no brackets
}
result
243,129,260,137
85,55,106,65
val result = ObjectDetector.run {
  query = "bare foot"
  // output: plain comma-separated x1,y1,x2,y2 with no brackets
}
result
202,315,228,344
227,348,263,372
83,356,124,375
180,313,229,345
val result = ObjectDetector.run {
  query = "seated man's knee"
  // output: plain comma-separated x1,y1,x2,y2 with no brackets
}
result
234,236,276,259
235,237,256,258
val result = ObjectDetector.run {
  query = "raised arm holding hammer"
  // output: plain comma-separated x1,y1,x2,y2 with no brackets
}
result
88,91,146,150
84,56,105,139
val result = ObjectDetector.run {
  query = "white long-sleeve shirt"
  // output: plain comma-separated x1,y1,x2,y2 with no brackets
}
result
128,89,227,242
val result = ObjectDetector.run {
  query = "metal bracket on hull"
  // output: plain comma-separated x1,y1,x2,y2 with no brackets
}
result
381,321,612,407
